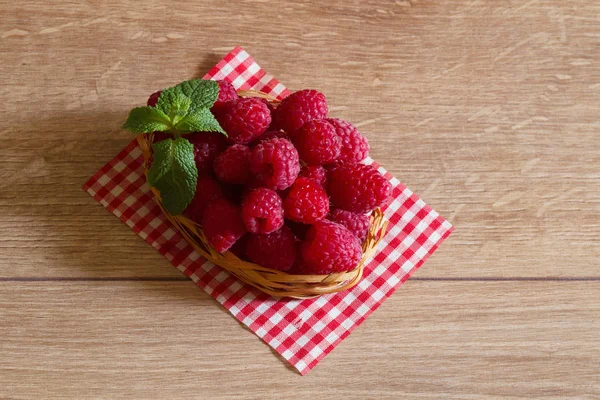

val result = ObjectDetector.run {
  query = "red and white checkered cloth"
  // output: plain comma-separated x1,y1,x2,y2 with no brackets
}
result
83,46,453,375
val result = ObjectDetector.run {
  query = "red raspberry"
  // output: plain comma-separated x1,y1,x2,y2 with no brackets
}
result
183,175,224,223
211,80,238,114
258,97,276,114
245,226,297,271
213,144,251,184
276,187,291,202
250,130,288,147
241,188,284,234
294,119,341,165
147,90,162,107
228,234,248,260
186,132,228,174
249,138,300,190
221,183,245,205
216,98,271,144
201,199,246,253
152,132,170,143
286,261,308,275
283,177,329,224
326,118,369,164
271,89,328,134
328,208,370,243
323,163,341,172
328,164,392,213
299,165,328,188
285,220,310,240
300,220,362,274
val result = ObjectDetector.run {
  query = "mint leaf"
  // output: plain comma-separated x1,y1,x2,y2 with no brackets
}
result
147,137,198,215
174,79,219,110
176,108,225,135
154,79,224,134
156,87,192,120
123,79,223,136
123,107,171,133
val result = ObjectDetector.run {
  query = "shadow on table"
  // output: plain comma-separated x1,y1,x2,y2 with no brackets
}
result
6,49,232,282
1,109,187,282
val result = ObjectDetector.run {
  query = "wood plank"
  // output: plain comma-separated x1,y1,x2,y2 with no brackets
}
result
1,281,598,399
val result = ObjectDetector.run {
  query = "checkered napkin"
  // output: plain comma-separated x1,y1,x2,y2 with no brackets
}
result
83,46,453,375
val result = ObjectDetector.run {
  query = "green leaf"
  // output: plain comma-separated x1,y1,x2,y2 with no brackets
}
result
175,108,226,135
147,137,198,215
123,79,223,136
122,107,171,133
174,79,220,110
156,87,191,119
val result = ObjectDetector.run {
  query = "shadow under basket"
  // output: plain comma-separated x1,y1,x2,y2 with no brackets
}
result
136,90,388,299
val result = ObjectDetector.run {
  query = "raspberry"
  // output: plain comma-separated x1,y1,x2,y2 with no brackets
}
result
228,235,248,260
300,220,362,274
283,177,329,224
323,163,340,172
213,144,251,184
258,97,276,114
221,183,245,205
285,220,310,240
201,199,246,253
328,164,392,213
276,187,291,201
294,119,341,165
216,98,271,144
271,89,328,134
286,262,308,275
211,80,238,114
186,132,228,174
299,165,327,188
147,90,162,107
183,175,224,223
328,208,370,243
241,188,284,234
249,138,300,190
326,118,369,164
250,130,288,147
152,132,170,143
245,226,297,271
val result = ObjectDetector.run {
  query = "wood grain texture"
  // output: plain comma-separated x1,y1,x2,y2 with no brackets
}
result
0,0,599,398
1,281,598,399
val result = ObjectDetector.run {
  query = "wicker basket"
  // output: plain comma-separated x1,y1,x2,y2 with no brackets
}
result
136,90,388,299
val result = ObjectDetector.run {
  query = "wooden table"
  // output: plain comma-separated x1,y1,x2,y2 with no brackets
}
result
1,1,599,398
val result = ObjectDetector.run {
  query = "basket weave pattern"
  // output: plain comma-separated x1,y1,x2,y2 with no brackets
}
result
136,90,388,298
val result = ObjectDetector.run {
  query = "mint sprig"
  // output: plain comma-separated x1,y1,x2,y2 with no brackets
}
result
122,107,171,133
174,108,224,132
122,78,229,215
172,79,220,110
123,79,225,135
147,138,198,216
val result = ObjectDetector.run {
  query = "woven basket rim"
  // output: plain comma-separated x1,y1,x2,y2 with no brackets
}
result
136,90,388,298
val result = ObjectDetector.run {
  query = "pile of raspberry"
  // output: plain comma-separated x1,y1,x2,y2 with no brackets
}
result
150,82,392,275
